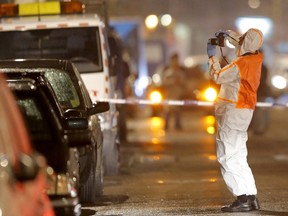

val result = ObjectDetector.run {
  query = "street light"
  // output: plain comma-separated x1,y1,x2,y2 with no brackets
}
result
145,14,159,30
160,14,172,27
248,0,261,9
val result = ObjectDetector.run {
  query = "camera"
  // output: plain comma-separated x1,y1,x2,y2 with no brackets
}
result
209,32,226,47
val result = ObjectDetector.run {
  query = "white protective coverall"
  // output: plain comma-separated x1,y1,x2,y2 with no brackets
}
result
208,28,263,196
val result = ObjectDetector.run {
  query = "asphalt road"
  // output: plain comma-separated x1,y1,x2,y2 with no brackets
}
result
82,106,288,216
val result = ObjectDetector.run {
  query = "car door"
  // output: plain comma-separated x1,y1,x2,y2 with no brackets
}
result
0,73,55,216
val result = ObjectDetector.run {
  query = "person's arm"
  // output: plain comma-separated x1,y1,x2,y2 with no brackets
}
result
209,56,239,84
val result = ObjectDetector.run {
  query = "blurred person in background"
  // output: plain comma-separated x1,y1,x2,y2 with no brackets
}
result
250,48,271,135
117,52,132,142
108,27,131,142
162,53,186,130
207,28,263,212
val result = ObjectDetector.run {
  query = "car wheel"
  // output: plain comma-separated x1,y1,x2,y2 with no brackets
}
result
95,159,104,196
78,143,98,204
103,129,119,176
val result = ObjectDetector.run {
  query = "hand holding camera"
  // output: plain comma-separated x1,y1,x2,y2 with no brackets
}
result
211,29,229,47
207,29,229,58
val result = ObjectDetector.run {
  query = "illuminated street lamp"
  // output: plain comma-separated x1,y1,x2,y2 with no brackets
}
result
145,14,159,30
248,0,261,9
160,14,172,27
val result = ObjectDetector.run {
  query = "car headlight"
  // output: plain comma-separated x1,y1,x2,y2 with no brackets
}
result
204,87,217,102
149,90,163,103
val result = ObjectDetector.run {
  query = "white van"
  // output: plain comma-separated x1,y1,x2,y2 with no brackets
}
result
0,1,119,175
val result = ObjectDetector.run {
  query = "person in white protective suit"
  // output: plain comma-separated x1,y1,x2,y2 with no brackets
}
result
207,28,263,212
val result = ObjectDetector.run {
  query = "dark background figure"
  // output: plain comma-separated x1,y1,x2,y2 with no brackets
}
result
250,49,271,135
108,27,131,142
161,53,186,130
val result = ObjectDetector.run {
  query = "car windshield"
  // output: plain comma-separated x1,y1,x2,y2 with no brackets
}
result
0,27,102,73
44,69,81,109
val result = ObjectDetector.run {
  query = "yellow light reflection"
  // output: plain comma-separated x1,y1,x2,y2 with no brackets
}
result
153,155,160,161
150,117,164,130
205,115,215,125
209,178,217,183
152,138,160,144
157,180,164,184
206,126,215,135
208,154,217,161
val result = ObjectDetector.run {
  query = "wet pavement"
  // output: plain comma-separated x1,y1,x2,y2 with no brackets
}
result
82,107,288,216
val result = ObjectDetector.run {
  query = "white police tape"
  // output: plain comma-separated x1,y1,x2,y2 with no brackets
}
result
96,98,288,108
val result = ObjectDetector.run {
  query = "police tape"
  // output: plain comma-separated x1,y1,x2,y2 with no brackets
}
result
96,98,288,108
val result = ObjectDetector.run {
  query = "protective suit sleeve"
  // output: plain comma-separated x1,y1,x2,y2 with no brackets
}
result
208,57,240,84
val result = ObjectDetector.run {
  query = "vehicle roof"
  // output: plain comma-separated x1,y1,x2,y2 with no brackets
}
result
0,59,87,107
0,14,104,31
0,59,74,72
6,75,64,114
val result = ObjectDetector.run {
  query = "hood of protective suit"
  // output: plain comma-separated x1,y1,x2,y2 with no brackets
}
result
239,28,263,55
226,29,263,57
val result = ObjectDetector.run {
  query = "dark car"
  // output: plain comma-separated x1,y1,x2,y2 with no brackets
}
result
0,59,109,203
7,78,81,215
0,73,55,216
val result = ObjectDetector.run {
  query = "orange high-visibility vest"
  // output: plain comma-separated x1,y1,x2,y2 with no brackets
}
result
234,52,263,109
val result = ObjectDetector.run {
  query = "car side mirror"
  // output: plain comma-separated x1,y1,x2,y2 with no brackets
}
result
64,109,89,130
65,117,89,130
63,109,94,147
14,153,41,182
64,109,82,118
87,101,109,115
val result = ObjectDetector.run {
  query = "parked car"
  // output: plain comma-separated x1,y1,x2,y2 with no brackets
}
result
0,59,109,203
0,1,121,176
7,78,81,215
0,73,55,216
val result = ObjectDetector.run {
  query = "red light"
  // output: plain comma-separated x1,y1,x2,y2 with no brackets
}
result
0,4,18,17
60,1,84,14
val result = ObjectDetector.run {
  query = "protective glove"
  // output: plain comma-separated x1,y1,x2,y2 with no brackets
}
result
215,29,229,37
207,40,216,58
